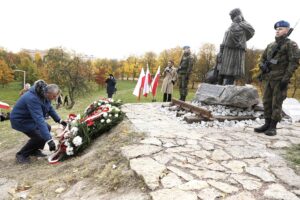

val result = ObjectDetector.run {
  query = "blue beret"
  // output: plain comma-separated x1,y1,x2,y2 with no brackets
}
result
274,20,290,29
183,46,190,49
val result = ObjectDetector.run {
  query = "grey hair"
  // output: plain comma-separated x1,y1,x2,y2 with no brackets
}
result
46,84,60,94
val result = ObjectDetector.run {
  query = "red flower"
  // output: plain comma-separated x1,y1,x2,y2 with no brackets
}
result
69,114,77,120
86,120,94,126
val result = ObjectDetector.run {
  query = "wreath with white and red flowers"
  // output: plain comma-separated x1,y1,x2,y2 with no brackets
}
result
48,98,124,164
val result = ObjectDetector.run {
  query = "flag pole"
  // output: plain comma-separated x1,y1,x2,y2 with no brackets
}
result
148,63,155,102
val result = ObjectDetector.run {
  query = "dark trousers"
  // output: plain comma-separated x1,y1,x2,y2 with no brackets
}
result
263,80,287,121
108,93,113,98
178,74,189,101
17,124,51,157
163,93,172,102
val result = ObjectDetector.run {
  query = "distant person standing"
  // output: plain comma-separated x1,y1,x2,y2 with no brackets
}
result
161,60,177,102
63,95,69,106
56,93,63,109
218,8,255,85
19,83,31,96
177,46,194,101
105,74,116,98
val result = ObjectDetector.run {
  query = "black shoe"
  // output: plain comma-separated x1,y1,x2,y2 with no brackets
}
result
16,154,30,164
254,118,271,133
31,150,47,157
264,120,278,136
265,128,277,136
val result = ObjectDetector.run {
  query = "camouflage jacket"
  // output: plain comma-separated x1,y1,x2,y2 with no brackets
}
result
178,54,194,75
260,37,299,81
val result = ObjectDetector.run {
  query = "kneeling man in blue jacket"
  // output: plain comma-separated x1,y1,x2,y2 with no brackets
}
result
10,80,67,164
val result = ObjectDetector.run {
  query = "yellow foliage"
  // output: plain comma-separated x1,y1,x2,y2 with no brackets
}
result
0,59,14,86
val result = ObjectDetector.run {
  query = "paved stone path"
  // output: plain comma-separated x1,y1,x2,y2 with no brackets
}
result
121,103,300,200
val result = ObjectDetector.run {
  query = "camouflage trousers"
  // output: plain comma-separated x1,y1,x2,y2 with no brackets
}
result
178,73,190,97
263,80,287,121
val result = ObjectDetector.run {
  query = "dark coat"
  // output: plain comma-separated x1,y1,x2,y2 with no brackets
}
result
105,77,116,95
10,87,61,141
219,16,255,78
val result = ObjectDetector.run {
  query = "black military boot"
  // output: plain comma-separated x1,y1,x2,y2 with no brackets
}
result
167,94,172,102
163,93,167,102
16,153,30,164
181,96,186,102
254,118,271,133
264,120,278,136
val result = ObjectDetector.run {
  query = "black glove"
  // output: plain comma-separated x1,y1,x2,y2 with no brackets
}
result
171,80,175,85
60,120,67,127
47,140,56,151
279,80,288,90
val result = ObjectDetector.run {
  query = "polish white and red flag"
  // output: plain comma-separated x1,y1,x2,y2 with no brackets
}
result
143,65,152,97
133,68,145,98
0,101,10,110
151,66,160,97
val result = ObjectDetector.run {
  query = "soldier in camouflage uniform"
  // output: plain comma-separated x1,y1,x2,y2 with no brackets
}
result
254,20,299,136
177,46,194,101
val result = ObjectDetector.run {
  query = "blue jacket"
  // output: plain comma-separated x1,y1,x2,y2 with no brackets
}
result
10,87,61,141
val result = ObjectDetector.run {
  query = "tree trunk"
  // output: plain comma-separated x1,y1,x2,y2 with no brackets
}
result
191,81,195,89
67,88,76,109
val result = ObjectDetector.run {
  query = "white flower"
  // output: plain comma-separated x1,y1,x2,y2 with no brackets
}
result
103,113,108,118
106,119,111,123
64,141,70,146
70,127,79,136
101,119,105,123
75,114,81,121
66,146,74,155
71,120,78,126
114,114,119,118
72,136,82,147
109,114,112,117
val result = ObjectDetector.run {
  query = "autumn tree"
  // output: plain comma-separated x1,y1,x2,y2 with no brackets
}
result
158,46,182,72
94,67,108,89
194,43,216,84
124,55,139,81
17,51,38,84
244,48,263,84
0,59,14,87
141,51,158,75
44,48,91,108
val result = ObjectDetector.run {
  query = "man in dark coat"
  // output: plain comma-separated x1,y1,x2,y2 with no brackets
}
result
10,80,66,164
105,74,117,98
218,8,255,85
254,20,299,136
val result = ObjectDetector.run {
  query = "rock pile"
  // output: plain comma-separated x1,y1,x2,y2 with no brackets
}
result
161,102,292,129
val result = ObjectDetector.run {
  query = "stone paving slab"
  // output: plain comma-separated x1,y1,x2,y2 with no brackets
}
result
121,103,300,200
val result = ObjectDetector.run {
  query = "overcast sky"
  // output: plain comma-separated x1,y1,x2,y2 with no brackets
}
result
0,0,299,59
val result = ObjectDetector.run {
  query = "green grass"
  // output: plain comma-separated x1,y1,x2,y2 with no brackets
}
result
286,144,300,165
0,81,23,105
0,80,196,150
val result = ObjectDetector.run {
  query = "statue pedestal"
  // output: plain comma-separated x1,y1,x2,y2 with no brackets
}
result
194,83,259,108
